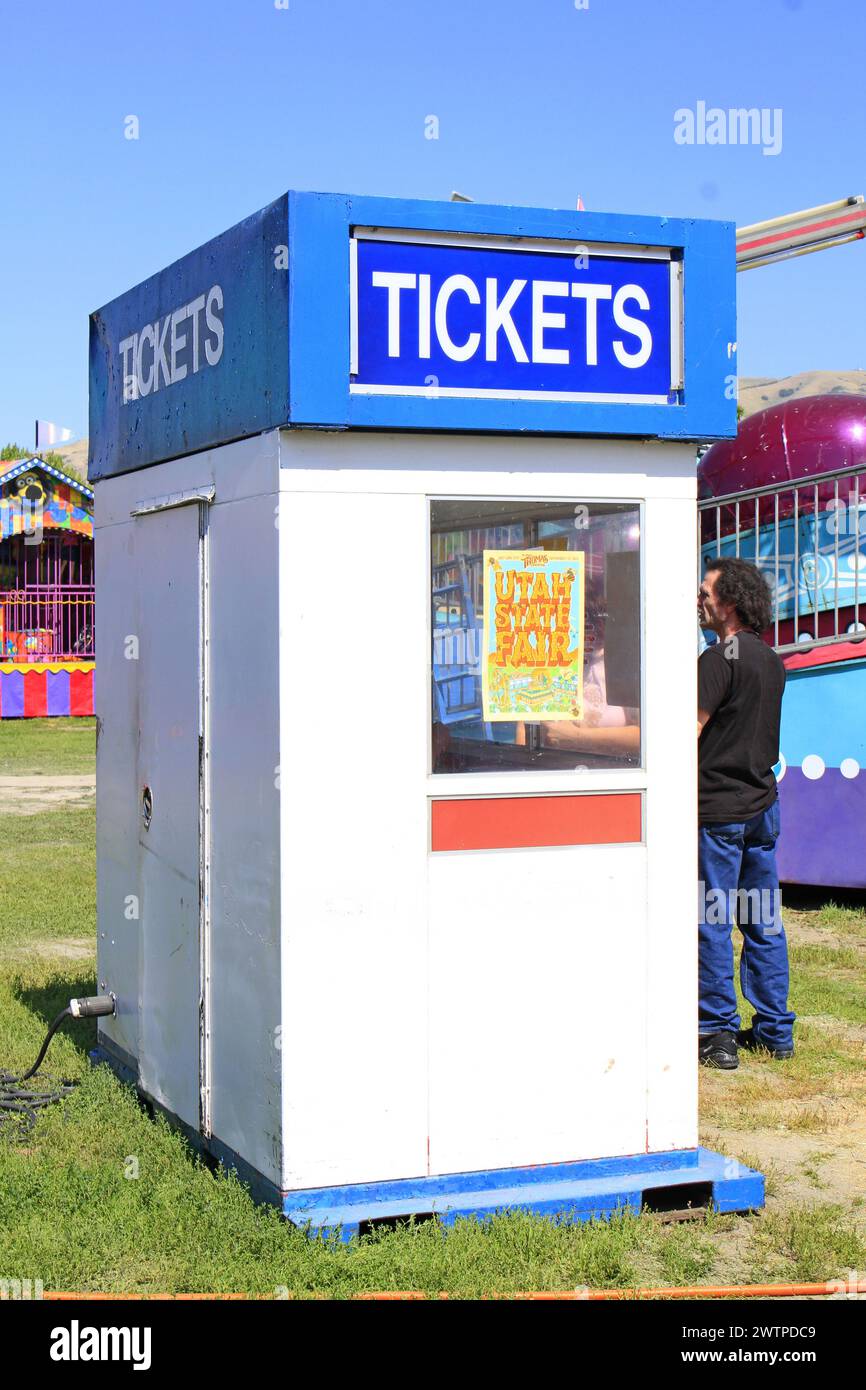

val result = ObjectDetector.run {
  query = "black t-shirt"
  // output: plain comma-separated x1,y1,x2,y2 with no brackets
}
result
698,631,786,824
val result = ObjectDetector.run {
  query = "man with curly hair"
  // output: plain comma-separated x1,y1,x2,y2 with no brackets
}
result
697,557,795,1069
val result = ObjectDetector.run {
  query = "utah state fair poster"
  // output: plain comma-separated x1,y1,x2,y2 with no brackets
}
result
481,550,585,721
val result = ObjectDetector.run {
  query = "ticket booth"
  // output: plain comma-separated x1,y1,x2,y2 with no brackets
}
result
89,192,762,1236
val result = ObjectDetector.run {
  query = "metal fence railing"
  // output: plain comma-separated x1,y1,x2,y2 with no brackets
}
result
698,460,866,655
0,590,94,660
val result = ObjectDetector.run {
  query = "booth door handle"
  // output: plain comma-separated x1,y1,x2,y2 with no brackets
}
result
141,785,153,831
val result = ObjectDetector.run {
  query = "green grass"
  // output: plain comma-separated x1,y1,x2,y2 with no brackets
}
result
702,944,866,1135
746,1205,866,1285
803,900,866,941
4,1039,860,1298
2,1037,861,1297
791,972,866,1029
0,721,864,1295
0,717,96,776
0,975,730,1297
0,806,95,951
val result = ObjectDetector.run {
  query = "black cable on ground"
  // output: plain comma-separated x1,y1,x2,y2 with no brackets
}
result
0,1008,77,1136
0,997,115,1137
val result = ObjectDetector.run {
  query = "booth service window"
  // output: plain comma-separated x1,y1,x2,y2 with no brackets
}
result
431,500,641,774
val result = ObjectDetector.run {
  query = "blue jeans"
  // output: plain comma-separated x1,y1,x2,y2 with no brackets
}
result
698,800,795,1050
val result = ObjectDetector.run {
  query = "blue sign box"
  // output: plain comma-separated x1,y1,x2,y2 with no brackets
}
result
353,237,676,403
89,192,736,480
89,195,290,481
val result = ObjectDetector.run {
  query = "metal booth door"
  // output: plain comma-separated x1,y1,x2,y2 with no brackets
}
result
133,490,211,1135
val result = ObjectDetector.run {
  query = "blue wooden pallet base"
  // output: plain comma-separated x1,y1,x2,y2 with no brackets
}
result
90,1045,762,1241
282,1148,764,1242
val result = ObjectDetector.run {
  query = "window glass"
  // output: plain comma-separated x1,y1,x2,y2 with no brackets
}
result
431,499,641,773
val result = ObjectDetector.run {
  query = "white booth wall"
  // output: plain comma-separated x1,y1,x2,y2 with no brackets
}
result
96,426,698,1197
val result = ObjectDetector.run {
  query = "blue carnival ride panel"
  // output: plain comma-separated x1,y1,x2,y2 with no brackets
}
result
779,656,866,771
776,656,866,889
701,507,866,888
701,504,866,619
90,193,736,479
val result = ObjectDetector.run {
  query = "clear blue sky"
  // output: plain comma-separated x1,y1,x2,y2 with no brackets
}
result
1,0,864,447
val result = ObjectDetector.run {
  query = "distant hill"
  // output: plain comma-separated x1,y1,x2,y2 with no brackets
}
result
52,437,89,483
739,371,866,419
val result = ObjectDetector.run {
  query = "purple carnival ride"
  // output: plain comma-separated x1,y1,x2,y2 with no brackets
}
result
699,394,866,888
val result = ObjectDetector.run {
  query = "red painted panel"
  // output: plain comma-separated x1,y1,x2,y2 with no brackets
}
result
22,669,47,718
69,668,94,716
782,640,866,672
431,793,642,852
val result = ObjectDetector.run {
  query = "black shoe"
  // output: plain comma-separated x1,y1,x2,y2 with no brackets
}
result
737,1027,794,1060
698,1030,739,1069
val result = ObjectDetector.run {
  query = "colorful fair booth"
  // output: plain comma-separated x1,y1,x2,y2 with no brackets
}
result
89,192,760,1235
0,456,94,718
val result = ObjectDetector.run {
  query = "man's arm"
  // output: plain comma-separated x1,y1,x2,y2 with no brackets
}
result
515,721,640,754
697,647,731,739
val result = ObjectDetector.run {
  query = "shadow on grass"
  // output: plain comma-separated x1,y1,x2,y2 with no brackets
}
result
782,883,866,912
9,972,231,1188
14,971,98,1060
